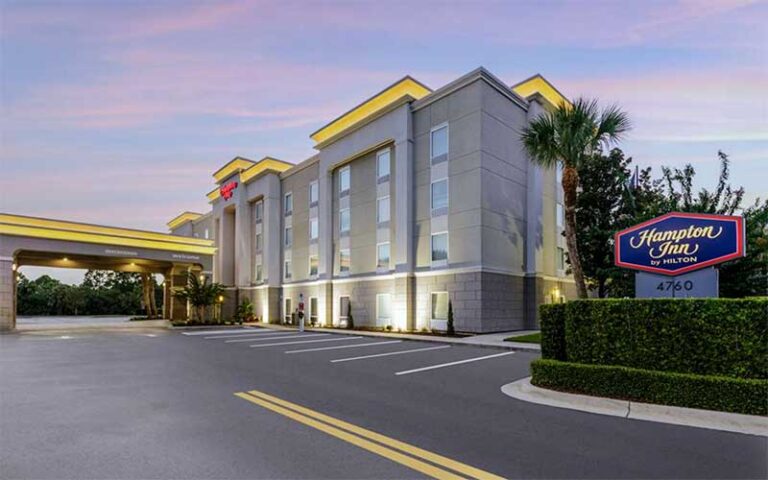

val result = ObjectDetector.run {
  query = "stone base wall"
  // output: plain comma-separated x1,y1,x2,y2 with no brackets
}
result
230,271,576,334
524,276,577,329
0,259,15,332
332,278,396,328
240,287,281,323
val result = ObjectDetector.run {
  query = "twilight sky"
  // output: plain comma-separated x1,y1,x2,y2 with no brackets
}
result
1,0,766,284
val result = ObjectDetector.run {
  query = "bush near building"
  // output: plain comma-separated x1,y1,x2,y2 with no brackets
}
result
532,298,768,416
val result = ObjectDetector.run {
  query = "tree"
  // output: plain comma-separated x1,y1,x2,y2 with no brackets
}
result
173,272,225,323
574,148,631,297
522,98,631,298
446,300,455,336
654,152,765,297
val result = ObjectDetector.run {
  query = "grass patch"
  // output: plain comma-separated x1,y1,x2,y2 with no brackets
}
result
505,332,541,344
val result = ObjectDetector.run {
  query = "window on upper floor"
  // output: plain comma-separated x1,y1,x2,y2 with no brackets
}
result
431,179,448,215
309,218,319,241
377,197,390,224
309,181,319,206
204,228,210,239
431,232,448,263
377,243,390,270
557,247,566,272
255,263,262,282
255,232,262,252
254,201,263,222
309,255,319,277
339,249,350,274
376,149,391,182
284,193,293,215
556,164,563,185
431,124,448,165
284,226,292,248
339,208,350,234
284,260,292,280
339,166,350,196
556,203,564,231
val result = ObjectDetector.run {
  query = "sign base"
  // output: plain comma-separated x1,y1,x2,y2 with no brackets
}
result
635,268,719,298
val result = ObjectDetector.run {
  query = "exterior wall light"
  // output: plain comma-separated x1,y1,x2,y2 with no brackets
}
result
218,295,224,303
11,263,17,272
62,257,69,262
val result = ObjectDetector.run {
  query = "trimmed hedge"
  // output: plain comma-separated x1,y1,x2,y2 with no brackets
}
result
540,298,767,379
531,359,768,416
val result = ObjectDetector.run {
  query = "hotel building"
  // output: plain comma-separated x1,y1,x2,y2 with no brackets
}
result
169,67,576,333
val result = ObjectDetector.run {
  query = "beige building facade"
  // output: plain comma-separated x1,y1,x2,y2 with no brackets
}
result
170,67,576,333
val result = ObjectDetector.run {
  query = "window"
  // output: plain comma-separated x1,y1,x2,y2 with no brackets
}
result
284,260,292,279
309,297,318,325
255,264,262,282
339,166,350,195
254,201,263,222
557,247,565,271
284,226,292,248
376,294,392,326
377,197,390,224
377,242,390,269
309,255,319,277
556,164,563,185
255,232,262,252
204,228,210,239
431,232,448,262
431,124,448,164
431,179,448,213
339,296,350,325
284,298,292,324
284,193,293,215
431,292,449,320
339,208,350,233
339,249,350,274
309,181,319,206
556,203,564,230
376,149,390,181
309,218,319,240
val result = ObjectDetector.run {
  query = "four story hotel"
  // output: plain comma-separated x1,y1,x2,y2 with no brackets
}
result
168,67,575,333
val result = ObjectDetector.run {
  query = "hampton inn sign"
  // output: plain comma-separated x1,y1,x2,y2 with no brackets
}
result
615,212,746,297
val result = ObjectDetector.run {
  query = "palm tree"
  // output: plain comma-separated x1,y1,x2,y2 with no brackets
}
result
521,97,631,298
173,272,225,323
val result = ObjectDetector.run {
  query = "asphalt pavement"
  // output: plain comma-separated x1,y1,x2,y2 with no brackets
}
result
1,326,765,479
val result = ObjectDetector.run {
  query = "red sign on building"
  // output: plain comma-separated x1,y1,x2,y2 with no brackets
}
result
220,181,238,201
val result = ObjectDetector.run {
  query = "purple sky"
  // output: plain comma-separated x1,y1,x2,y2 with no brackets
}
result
2,0,766,284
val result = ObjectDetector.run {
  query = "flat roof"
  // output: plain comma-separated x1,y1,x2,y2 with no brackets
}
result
310,76,432,146
167,211,203,230
0,213,216,256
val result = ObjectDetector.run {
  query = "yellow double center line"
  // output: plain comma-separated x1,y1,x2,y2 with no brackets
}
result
234,390,505,480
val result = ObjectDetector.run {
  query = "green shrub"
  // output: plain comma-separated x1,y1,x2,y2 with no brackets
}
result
540,303,567,360
447,300,455,336
540,298,767,379
531,359,768,416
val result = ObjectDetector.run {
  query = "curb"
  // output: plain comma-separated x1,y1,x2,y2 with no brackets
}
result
251,323,541,352
501,377,768,437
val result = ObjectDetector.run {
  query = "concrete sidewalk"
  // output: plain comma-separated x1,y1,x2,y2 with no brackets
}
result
247,322,541,352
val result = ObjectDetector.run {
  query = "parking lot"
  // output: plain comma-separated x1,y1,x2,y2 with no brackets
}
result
1,326,765,479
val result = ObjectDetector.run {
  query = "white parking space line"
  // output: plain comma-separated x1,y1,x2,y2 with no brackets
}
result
226,333,322,344
182,328,256,336
394,351,516,376
285,340,402,354
206,331,291,340
250,336,362,348
331,345,451,363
